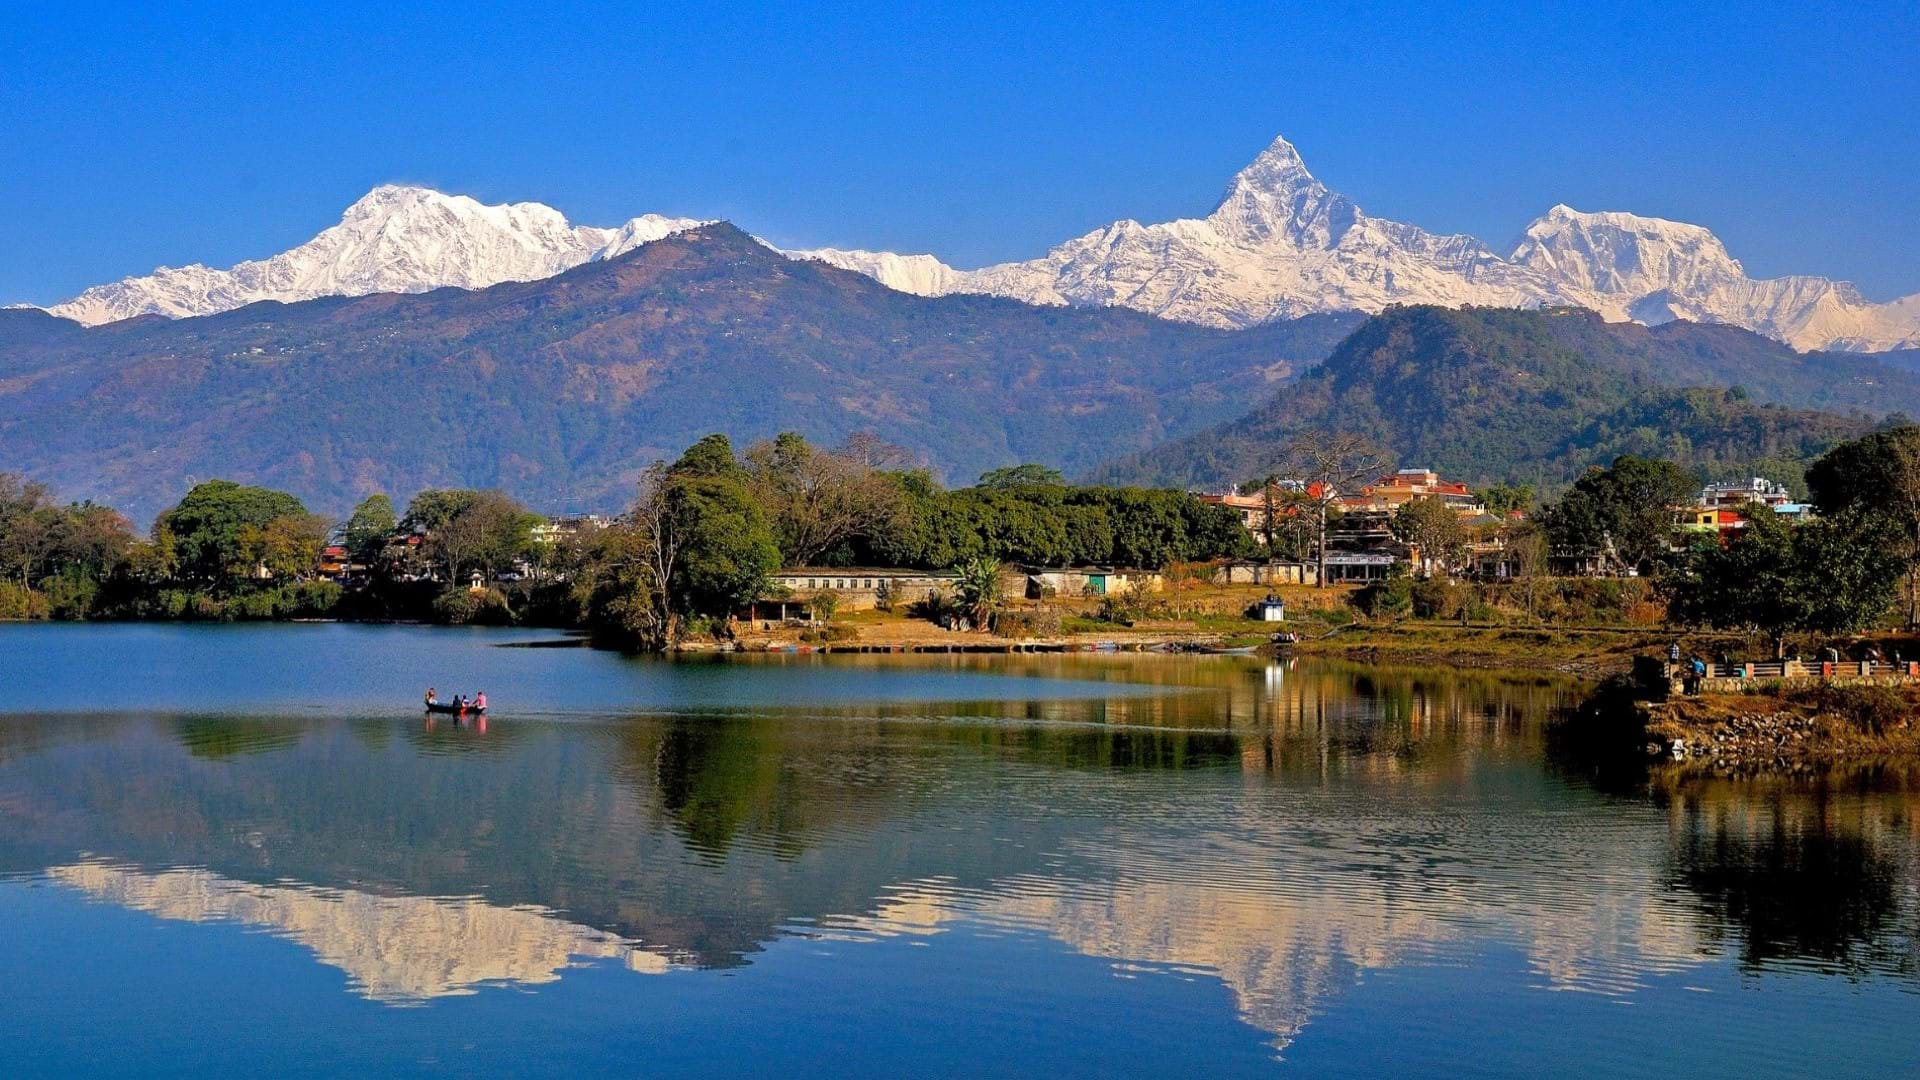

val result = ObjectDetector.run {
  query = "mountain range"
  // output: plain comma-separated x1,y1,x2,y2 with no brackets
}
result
33,135,1920,352
0,224,1358,523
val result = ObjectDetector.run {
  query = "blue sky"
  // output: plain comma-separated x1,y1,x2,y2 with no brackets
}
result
3,1,1916,304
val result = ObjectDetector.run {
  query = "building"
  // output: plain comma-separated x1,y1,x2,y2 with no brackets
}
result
1339,469,1485,516
1697,477,1793,511
1679,479,1812,540
765,568,961,612
529,514,614,546
1249,596,1287,622
1213,559,1318,586
1322,552,1396,584
1023,567,1164,598
1196,481,1309,532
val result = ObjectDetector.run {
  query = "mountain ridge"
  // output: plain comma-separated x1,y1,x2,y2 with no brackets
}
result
30,135,1919,352
0,223,1362,523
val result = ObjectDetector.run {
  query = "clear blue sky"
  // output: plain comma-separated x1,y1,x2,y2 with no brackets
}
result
3,1,1917,305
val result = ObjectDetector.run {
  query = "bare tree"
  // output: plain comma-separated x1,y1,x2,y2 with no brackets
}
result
1272,432,1389,588
744,432,904,566
628,463,685,648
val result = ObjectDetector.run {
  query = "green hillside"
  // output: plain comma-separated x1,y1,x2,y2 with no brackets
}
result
1098,306,1888,489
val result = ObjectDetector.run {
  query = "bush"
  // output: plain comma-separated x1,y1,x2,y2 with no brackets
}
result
1799,684,1909,735
1352,572,1413,619
1409,578,1463,619
432,585,513,625
0,581,46,620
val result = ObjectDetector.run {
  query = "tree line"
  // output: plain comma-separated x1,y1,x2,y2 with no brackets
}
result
0,431,1253,645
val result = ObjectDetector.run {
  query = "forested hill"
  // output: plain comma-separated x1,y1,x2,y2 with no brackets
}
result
0,225,1360,523
1097,306,1897,490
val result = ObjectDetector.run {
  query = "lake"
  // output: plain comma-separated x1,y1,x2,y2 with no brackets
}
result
0,623,1913,1077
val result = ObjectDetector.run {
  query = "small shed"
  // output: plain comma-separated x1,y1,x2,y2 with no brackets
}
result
1249,596,1287,622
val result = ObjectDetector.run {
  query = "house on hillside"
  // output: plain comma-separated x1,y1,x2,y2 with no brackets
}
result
1339,469,1485,516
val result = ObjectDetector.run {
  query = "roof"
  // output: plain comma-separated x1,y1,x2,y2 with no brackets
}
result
772,567,958,576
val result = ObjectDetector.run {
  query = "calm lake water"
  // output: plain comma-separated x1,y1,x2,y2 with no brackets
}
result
0,624,1913,1077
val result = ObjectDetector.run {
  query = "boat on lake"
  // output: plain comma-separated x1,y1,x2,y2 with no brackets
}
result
425,701,485,715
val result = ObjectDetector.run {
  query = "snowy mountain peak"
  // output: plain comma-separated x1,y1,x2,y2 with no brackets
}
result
33,134,1920,352
44,186,704,325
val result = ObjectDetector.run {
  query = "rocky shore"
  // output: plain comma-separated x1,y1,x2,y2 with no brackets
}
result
1639,688,1920,774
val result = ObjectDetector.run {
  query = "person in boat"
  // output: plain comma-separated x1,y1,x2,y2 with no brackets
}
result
472,691,487,712
425,687,438,707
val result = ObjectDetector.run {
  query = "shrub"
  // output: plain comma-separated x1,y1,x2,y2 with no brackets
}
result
1799,684,1909,735
1352,571,1412,619
0,582,45,620
432,585,513,625
1409,578,1462,619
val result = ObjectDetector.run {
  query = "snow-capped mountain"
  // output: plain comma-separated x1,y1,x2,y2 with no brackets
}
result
45,185,708,325
1507,205,1920,351
35,136,1920,351
924,136,1918,350
949,136,1560,327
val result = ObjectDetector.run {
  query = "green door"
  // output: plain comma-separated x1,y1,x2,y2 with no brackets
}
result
1089,574,1107,594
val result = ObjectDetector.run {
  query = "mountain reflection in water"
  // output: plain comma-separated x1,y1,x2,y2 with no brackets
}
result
0,648,1915,1067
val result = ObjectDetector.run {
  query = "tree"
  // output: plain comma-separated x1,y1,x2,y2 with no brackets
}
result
343,494,396,566
1667,506,1902,657
436,492,539,585
596,437,782,647
953,556,1004,628
0,474,58,586
744,431,904,566
245,512,330,581
977,464,1065,490
1271,432,1389,588
1506,521,1551,620
1478,482,1535,517
1392,496,1467,577
156,480,310,586
1807,426,1920,625
1542,456,1696,573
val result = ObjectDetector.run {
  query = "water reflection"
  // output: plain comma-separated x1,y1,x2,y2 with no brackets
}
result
47,861,673,1003
0,653,1915,1059
1654,765,1920,979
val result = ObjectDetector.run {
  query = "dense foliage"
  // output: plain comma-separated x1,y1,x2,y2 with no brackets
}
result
1541,456,1700,571
1666,506,1903,653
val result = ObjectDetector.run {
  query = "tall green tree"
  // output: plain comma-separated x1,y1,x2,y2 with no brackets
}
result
1542,456,1697,572
155,480,310,586
1392,496,1468,577
1667,506,1902,656
1806,426,1920,625
743,432,904,566
343,494,396,565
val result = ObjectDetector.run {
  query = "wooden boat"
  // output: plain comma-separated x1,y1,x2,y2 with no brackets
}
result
424,701,485,715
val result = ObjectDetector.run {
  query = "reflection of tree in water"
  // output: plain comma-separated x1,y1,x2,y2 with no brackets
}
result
648,716,795,857
1661,773,1919,980
172,716,306,759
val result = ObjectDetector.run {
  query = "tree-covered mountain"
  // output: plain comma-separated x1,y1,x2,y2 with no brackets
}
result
0,224,1360,523
1097,306,1898,490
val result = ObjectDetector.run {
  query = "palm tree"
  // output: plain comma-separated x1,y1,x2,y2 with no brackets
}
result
953,556,1004,628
